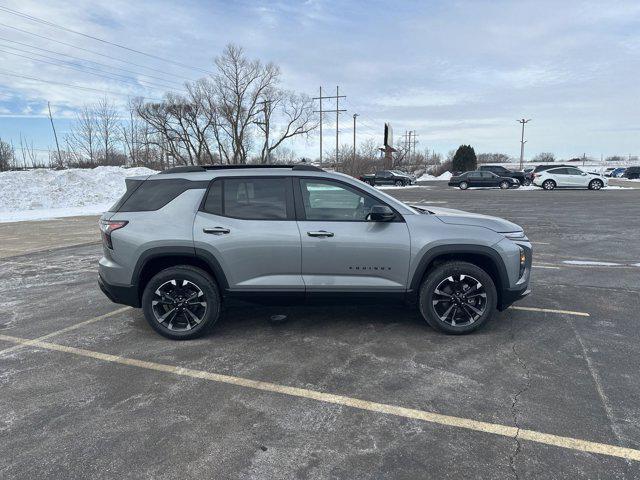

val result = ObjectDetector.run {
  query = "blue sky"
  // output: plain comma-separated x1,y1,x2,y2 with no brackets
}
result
0,0,639,161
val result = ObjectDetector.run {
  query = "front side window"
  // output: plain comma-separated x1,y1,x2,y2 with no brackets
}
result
299,179,382,221
202,177,290,220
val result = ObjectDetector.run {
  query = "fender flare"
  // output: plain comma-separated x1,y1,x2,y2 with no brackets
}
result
132,246,230,293
408,244,509,293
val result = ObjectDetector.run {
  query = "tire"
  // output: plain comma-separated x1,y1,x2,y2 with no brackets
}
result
395,180,404,187
142,265,221,340
418,261,497,334
499,181,510,189
459,181,469,190
523,180,531,186
589,179,603,190
542,179,556,190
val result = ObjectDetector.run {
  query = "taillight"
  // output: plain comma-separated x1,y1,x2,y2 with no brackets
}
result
99,220,128,249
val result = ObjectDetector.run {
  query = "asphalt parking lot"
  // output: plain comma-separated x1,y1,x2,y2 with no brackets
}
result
1,182,640,479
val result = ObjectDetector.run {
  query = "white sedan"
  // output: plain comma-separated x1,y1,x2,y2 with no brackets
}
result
533,167,608,190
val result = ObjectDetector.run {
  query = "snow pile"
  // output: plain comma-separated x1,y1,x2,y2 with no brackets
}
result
0,166,157,222
418,171,452,181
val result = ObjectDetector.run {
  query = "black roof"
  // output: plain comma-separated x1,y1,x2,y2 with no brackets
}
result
159,164,323,175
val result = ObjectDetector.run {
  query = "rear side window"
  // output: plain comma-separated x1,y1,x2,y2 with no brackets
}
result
202,177,292,220
113,179,207,212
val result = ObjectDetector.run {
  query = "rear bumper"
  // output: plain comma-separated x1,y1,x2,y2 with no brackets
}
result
98,275,140,308
498,285,531,311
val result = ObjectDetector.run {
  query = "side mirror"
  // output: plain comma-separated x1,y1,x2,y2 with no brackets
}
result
368,205,395,222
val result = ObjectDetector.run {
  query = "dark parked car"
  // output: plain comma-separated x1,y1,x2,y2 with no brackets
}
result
478,165,530,185
623,166,640,179
359,170,414,186
448,171,520,190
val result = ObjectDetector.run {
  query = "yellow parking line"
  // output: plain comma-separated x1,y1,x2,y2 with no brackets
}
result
510,306,590,317
0,306,131,356
0,332,637,462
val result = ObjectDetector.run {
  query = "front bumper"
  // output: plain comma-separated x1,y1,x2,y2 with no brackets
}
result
98,275,140,308
498,285,531,311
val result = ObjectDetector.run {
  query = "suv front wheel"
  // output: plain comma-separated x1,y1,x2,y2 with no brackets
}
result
418,261,497,334
142,266,221,340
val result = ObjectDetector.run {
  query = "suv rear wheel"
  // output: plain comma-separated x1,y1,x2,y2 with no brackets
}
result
142,266,221,340
418,261,497,334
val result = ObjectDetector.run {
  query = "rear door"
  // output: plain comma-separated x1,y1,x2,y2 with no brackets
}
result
565,167,590,187
295,178,411,292
193,176,303,291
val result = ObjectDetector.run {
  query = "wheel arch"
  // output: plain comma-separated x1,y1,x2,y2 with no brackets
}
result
409,245,509,307
133,247,229,304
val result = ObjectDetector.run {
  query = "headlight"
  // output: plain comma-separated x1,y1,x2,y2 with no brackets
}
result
518,245,526,278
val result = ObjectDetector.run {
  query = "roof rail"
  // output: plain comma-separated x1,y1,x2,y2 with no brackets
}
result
159,166,206,174
160,164,324,174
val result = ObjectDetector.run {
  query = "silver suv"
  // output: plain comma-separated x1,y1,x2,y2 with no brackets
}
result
99,165,531,339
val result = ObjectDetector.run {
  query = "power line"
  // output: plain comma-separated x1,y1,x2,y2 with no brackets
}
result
0,47,182,93
313,86,346,166
0,36,185,87
0,69,161,100
0,23,197,81
0,5,211,74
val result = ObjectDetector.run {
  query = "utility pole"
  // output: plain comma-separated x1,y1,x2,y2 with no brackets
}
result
47,101,62,166
517,118,531,170
313,86,346,167
257,99,271,163
353,113,359,165
410,130,418,164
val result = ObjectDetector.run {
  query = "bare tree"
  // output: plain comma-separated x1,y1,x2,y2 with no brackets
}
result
95,98,121,165
0,138,15,171
532,152,556,163
68,106,98,165
211,44,279,164
256,90,317,163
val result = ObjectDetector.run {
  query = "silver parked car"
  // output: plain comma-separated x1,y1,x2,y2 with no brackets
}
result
99,165,532,339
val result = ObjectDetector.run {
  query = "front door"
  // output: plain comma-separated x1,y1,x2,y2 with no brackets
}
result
295,178,411,292
193,176,303,291
565,167,590,187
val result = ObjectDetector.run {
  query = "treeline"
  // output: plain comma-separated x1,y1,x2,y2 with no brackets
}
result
1,44,318,172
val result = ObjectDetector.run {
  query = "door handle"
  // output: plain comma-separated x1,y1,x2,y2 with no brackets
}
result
203,227,230,235
307,230,334,238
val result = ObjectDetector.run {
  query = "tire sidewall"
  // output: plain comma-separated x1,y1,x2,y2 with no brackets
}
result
459,181,469,190
499,181,509,189
418,261,497,334
142,266,221,340
543,180,555,190
395,180,404,187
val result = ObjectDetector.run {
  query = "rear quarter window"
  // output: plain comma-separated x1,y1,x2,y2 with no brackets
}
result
113,179,207,212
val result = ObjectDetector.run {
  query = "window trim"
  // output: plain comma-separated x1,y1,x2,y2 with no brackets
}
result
199,176,296,221
293,177,405,223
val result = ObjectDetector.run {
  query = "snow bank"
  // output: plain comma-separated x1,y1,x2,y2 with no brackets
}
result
0,166,157,223
418,171,452,181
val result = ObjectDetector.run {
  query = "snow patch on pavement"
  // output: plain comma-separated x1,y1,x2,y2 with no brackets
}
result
0,166,157,223
562,260,621,266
